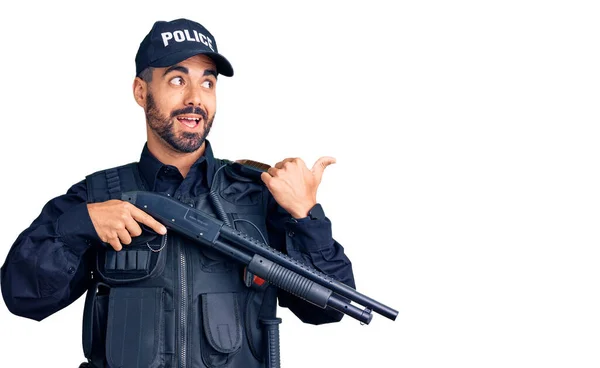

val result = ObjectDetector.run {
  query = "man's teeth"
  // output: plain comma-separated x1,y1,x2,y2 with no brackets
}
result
178,117,200,128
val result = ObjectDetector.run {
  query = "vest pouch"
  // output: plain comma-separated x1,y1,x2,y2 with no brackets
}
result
106,287,165,368
200,292,243,367
96,232,168,284
82,283,110,366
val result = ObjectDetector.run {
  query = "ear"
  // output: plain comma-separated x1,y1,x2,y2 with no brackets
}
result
133,77,148,108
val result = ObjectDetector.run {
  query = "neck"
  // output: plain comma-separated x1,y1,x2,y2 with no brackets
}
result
146,132,205,178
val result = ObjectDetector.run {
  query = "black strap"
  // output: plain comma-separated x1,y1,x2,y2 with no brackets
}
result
86,162,146,203
105,168,121,200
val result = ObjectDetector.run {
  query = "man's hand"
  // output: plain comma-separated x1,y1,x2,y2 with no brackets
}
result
87,200,167,251
260,157,336,219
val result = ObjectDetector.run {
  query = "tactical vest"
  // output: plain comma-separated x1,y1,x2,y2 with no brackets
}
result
81,160,279,368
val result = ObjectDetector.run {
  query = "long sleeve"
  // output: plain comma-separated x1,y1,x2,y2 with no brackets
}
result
1,180,99,321
266,195,356,325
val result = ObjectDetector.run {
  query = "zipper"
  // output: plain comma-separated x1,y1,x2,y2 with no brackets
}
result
179,243,188,368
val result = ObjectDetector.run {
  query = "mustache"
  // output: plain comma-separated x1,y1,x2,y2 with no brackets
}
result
171,106,208,120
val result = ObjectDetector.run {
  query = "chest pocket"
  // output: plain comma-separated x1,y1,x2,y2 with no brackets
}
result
219,177,270,246
192,178,270,275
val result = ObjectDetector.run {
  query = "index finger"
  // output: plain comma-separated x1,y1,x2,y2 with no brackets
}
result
130,205,167,235
275,157,296,169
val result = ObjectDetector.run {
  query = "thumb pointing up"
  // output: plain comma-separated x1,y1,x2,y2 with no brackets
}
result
311,156,336,184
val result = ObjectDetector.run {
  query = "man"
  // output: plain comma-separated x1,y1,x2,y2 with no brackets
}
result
0,18,355,368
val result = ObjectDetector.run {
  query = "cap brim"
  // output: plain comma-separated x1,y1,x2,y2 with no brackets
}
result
149,49,234,77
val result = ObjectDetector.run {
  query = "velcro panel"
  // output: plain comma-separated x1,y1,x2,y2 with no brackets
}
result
106,287,163,368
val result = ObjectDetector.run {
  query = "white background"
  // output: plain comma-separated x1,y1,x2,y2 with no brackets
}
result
0,1,599,367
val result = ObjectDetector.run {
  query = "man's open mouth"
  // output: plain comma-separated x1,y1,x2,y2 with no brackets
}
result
177,116,202,128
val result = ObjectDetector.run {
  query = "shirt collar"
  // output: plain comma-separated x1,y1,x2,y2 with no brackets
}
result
138,140,216,191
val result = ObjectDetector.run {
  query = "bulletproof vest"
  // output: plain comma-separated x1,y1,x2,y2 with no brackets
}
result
81,160,278,368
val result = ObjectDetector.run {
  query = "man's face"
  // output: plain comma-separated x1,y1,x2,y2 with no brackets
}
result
143,54,217,153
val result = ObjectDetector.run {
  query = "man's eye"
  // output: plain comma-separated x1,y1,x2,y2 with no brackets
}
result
170,77,184,85
201,80,214,88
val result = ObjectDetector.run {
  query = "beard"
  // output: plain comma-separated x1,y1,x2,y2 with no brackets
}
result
145,92,214,153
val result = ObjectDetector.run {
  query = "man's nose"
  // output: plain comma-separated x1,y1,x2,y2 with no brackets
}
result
184,85,203,106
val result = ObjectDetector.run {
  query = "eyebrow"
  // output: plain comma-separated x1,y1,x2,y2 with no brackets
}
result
204,69,218,78
163,65,189,76
163,65,218,78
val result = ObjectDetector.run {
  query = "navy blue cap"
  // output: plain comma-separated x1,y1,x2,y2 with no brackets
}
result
135,18,233,77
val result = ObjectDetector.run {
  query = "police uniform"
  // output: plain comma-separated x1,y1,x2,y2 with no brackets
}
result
0,18,355,368
1,140,355,367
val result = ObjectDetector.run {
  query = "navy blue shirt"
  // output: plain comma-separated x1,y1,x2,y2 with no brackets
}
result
1,141,355,324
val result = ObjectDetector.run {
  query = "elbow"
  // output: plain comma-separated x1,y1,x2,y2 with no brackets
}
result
1,270,49,322
2,295,53,322
2,294,44,322
1,285,45,322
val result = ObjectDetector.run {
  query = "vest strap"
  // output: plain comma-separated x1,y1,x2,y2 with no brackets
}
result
105,168,121,199
86,162,145,203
